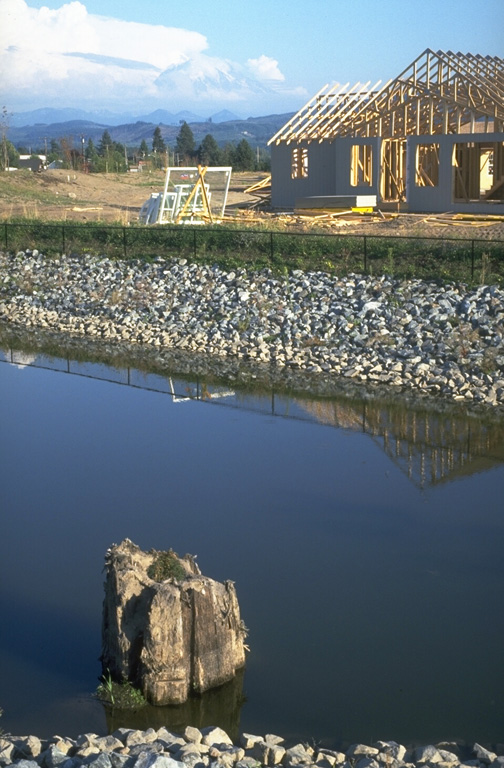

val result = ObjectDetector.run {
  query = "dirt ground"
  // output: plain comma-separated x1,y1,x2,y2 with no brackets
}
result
0,169,261,222
1,168,504,241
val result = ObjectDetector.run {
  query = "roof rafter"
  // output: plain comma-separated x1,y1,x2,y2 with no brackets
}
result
269,49,504,145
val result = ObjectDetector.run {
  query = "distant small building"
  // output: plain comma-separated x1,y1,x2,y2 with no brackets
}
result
268,49,504,214
18,154,46,172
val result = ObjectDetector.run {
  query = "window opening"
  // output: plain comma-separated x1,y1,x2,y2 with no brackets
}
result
351,144,373,186
453,141,504,201
380,139,406,202
291,146,308,179
415,143,440,187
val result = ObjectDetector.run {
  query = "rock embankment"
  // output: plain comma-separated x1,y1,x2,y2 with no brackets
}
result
1,250,503,406
1,728,503,768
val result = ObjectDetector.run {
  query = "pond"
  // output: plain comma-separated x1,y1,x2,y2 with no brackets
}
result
1,333,503,749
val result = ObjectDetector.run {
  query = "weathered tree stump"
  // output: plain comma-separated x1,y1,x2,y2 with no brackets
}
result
101,539,248,705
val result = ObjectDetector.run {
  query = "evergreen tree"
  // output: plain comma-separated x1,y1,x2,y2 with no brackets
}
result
152,126,166,154
139,139,149,158
175,121,195,163
232,138,256,171
98,130,113,156
220,142,235,167
84,138,98,170
198,134,221,166
85,138,97,159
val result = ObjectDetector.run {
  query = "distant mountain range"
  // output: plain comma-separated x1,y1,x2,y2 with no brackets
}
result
7,108,294,151
9,107,245,128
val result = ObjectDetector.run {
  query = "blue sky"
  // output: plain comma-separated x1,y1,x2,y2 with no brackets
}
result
1,0,503,118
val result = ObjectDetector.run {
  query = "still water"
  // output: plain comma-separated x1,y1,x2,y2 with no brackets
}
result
1,339,503,748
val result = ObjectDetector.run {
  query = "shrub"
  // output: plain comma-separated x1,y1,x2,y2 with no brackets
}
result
95,671,146,710
147,549,187,582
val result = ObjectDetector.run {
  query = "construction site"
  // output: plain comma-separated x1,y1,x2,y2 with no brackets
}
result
1,49,503,239
268,49,504,217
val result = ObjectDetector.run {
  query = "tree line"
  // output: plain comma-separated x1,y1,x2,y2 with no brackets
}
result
2,121,270,173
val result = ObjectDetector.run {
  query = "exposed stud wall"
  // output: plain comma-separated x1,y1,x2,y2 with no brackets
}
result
269,49,504,213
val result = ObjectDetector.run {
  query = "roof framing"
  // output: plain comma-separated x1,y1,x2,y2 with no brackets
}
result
268,49,504,145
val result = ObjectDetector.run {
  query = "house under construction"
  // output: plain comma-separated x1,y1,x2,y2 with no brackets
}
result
268,49,504,214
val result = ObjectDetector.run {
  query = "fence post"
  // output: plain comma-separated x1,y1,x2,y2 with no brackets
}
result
62,225,65,254
270,231,274,260
363,235,368,274
123,226,127,259
193,229,197,259
4,222,7,250
471,239,475,281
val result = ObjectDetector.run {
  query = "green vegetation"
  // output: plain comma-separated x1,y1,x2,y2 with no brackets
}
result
1,219,503,286
87,131,128,173
1,106,17,171
95,671,146,710
7,112,269,172
173,122,262,170
199,134,221,166
175,121,196,164
151,127,167,169
147,549,187,582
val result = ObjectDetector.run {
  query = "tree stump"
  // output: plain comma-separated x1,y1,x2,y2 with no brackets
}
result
101,539,248,705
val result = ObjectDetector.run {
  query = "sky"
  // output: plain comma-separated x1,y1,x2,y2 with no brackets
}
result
1,0,503,119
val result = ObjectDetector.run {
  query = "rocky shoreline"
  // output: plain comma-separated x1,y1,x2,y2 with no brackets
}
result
1,728,504,768
1,249,504,408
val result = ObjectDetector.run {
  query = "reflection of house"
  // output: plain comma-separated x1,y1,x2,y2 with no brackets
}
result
1,349,37,369
268,49,504,214
297,397,504,488
3,337,503,490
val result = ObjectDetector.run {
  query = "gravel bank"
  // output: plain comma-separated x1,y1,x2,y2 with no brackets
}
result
1,728,503,768
1,250,503,407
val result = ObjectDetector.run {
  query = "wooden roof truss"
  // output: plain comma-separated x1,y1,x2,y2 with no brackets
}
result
269,49,504,145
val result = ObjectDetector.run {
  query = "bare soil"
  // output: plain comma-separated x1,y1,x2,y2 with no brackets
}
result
0,169,261,223
1,168,503,241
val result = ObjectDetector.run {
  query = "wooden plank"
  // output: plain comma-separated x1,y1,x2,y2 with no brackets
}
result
295,194,376,209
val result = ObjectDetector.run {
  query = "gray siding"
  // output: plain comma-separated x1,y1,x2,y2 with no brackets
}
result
271,133,504,214
406,133,504,214
271,138,381,209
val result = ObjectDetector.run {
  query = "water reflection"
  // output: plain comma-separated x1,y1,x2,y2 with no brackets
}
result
296,398,504,488
102,670,245,742
1,328,504,746
2,342,503,490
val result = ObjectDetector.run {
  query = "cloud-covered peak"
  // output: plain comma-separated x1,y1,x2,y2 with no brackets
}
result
154,55,273,106
0,0,305,115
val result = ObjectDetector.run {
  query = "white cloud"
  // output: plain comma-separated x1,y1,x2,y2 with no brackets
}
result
247,55,285,81
0,0,208,106
0,0,302,114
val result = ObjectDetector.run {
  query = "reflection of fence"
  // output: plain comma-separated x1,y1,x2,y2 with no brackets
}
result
2,346,504,489
2,221,504,284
